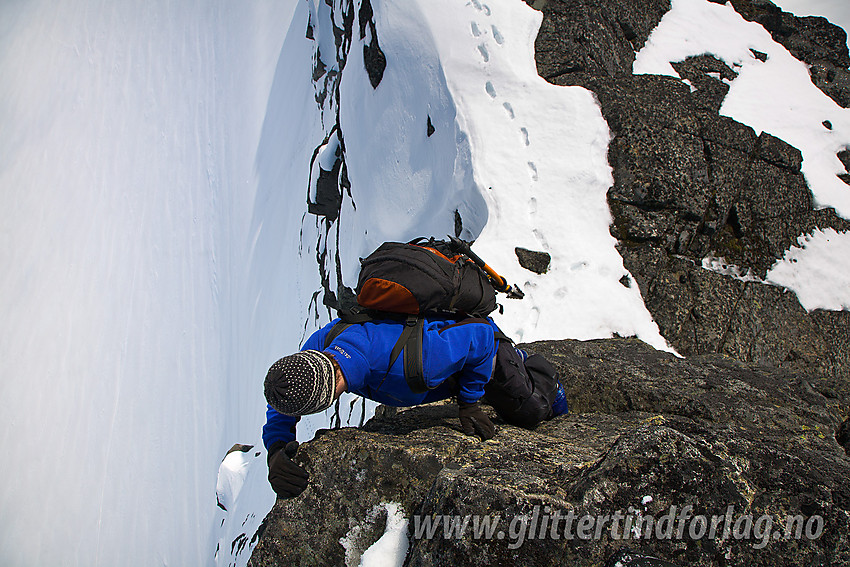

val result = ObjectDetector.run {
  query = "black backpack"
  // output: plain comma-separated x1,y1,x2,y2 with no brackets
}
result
324,237,520,393
355,237,499,317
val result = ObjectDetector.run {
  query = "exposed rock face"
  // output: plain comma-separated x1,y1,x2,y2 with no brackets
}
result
249,338,849,566
527,0,850,386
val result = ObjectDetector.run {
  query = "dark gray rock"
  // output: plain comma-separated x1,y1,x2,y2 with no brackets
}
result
359,0,386,89
528,0,850,382
515,247,552,274
226,443,256,455
670,56,735,113
249,404,478,567
249,338,850,567
838,149,850,172
526,0,671,83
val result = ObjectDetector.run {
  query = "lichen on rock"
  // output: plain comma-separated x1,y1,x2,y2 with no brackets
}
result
249,338,849,567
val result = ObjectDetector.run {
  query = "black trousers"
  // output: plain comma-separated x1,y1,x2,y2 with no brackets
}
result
481,339,559,429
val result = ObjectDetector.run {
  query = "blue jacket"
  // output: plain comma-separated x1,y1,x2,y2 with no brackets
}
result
262,316,499,449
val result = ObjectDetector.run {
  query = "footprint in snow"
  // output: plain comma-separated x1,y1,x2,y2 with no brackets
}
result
492,25,504,45
533,228,549,250
503,102,515,119
471,21,481,37
528,161,538,181
485,81,497,98
529,305,541,328
470,0,491,15
520,127,529,146
478,43,489,62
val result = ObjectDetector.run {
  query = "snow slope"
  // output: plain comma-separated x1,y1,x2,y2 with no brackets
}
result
2,0,849,566
1,1,294,565
418,0,670,348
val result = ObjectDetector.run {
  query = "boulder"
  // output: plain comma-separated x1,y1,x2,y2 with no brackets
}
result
515,247,552,274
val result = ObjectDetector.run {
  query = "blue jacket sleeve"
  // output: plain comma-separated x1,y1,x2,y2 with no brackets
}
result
262,405,299,450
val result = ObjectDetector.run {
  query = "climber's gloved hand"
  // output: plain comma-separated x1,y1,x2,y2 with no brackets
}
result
267,440,309,499
458,400,496,440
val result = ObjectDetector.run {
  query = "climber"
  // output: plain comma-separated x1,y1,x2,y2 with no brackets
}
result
262,315,568,499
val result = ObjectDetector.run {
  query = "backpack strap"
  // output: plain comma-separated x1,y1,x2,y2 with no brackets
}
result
401,317,426,393
324,321,352,349
324,313,428,394
323,310,376,349
386,316,426,394
493,330,512,344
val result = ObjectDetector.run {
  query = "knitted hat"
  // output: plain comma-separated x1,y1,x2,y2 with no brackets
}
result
264,350,337,416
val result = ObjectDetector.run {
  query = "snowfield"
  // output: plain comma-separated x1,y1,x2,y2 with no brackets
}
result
1,0,849,566
1,1,294,565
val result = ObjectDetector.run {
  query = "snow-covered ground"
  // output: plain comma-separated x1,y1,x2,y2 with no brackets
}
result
1,1,295,565
2,0,849,566
418,0,670,348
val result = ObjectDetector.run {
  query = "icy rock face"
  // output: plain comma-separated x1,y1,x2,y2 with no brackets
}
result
248,338,850,567
528,0,850,386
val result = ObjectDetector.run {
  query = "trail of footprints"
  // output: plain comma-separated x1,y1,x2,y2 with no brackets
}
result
469,1,541,236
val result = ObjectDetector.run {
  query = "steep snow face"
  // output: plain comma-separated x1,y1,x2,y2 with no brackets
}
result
0,1,294,566
412,0,671,348
19,0,837,564
633,0,850,312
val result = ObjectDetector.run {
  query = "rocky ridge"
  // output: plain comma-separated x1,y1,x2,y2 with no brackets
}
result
250,338,849,566
249,0,850,565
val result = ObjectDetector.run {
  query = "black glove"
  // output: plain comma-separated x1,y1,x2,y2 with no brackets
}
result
268,440,309,499
458,400,496,440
